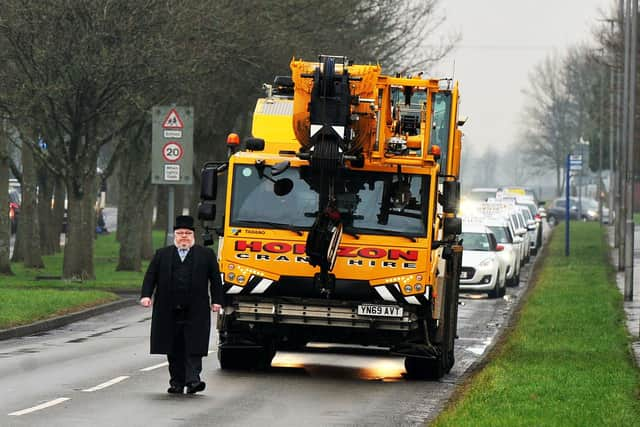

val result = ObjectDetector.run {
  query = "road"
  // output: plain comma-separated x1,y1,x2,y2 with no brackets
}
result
0,256,537,427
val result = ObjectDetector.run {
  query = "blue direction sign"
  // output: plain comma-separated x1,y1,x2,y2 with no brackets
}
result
569,154,582,171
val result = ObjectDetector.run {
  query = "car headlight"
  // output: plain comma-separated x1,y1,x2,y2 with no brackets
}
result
479,258,493,267
587,210,597,218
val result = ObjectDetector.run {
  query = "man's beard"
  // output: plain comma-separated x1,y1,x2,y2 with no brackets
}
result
174,239,194,249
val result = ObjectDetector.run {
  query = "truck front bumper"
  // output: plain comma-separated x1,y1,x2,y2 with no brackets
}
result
225,297,420,332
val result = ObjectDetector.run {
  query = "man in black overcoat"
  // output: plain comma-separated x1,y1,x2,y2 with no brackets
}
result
140,215,223,394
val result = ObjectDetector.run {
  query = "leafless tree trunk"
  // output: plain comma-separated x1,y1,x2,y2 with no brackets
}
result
63,178,96,280
141,185,155,260
51,178,65,252
37,163,58,255
0,121,13,275
21,141,43,268
154,185,168,231
117,122,152,271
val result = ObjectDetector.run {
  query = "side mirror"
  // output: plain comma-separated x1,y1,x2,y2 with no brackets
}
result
496,244,504,252
198,200,216,221
442,181,460,214
443,217,462,236
200,162,227,201
517,228,527,236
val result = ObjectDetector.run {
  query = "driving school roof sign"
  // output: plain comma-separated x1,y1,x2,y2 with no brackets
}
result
152,106,194,185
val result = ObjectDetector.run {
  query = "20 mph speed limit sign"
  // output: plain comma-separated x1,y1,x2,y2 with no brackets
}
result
162,142,183,162
151,106,193,185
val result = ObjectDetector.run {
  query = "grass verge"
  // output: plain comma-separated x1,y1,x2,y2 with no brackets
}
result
0,288,118,329
433,222,640,426
1,231,165,291
0,231,166,329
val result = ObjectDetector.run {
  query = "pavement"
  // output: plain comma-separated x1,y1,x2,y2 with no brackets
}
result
608,225,640,367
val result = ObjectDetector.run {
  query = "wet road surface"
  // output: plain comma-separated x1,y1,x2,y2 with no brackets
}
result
0,259,535,427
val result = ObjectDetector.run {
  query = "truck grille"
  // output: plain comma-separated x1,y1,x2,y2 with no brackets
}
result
233,300,418,331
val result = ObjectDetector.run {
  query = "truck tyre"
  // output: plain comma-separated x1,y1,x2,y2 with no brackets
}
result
218,348,247,370
404,356,445,380
218,346,275,371
405,249,460,380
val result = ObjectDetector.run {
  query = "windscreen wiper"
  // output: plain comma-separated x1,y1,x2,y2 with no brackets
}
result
236,220,304,236
342,227,360,240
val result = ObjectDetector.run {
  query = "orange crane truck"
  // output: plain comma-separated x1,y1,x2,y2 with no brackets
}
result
198,55,464,379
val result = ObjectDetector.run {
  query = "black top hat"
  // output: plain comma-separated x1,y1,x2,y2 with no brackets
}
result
174,215,195,231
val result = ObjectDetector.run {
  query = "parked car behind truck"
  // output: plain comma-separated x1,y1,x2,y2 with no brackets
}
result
546,197,609,226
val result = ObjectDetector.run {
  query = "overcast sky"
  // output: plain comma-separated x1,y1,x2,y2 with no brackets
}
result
436,0,614,156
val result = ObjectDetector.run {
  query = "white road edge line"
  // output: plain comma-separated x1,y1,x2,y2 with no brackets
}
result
9,397,70,416
82,375,129,392
140,362,168,372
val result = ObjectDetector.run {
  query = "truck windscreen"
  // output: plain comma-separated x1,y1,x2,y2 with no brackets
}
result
230,165,429,236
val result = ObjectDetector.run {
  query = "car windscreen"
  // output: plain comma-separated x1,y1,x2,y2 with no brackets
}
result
488,226,512,243
461,232,491,251
230,164,430,236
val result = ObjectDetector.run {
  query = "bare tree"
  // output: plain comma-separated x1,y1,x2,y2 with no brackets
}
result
0,0,191,279
0,120,13,275
521,53,580,196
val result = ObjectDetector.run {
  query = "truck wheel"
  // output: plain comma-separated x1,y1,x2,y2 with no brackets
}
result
405,250,460,380
218,346,275,370
218,347,247,370
404,356,445,380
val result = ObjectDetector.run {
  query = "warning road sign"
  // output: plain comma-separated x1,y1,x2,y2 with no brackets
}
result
152,105,193,185
162,109,184,129
162,142,183,162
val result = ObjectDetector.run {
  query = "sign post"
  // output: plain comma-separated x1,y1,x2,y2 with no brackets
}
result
565,154,571,256
152,106,194,245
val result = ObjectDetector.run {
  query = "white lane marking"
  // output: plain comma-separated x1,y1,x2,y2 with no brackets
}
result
9,397,70,416
140,362,168,372
82,376,129,392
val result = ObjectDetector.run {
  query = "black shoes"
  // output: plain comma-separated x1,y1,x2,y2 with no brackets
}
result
186,381,206,394
167,385,184,394
167,381,205,394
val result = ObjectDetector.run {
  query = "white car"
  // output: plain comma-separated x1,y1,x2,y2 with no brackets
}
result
485,219,521,287
516,198,543,253
516,204,538,256
460,223,507,298
510,209,531,264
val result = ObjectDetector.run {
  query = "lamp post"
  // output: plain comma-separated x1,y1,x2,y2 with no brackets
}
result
624,0,636,302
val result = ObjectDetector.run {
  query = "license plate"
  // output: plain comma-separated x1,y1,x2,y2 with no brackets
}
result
357,304,403,317
460,271,468,279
